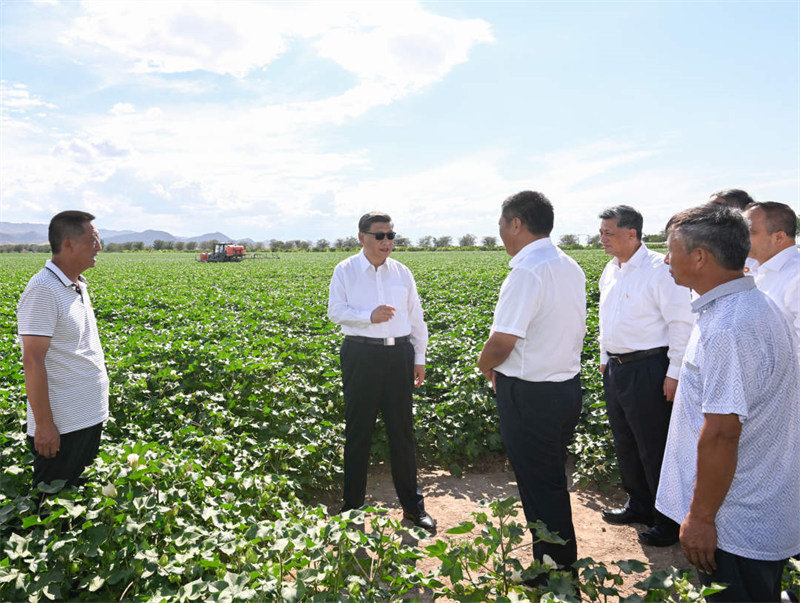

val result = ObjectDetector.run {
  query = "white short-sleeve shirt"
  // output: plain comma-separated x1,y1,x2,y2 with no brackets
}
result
655,277,800,560
753,245,800,361
491,238,586,382
17,260,109,436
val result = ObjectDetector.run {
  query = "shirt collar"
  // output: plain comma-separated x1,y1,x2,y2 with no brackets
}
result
509,237,553,268
612,241,648,269
357,249,388,272
758,245,800,274
691,276,755,313
45,259,87,287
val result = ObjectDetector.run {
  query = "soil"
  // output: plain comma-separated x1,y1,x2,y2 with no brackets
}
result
317,459,691,598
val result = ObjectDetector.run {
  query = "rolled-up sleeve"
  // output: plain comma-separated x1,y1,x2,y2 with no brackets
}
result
407,272,428,365
655,271,694,380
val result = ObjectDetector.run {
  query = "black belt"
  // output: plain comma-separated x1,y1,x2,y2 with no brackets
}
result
607,346,668,365
345,335,410,346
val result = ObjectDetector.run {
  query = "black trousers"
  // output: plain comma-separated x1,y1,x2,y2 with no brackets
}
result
340,339,424,515
603,351,673,523
496,372,582,568
27,422,103,489
699,549,786,602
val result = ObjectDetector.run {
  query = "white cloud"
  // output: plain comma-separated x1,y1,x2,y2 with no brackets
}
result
0,81,57,113
60,1,493,102
110,102,136,115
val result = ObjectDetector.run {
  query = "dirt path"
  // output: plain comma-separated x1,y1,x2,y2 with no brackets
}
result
321,461,690,597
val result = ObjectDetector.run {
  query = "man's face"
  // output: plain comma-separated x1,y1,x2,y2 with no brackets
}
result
599,218,637,259
358,220,394,265
71,221,101,271
665,231,693,288
742,207,775,264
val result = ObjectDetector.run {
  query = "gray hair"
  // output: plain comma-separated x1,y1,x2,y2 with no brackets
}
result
666,204,750,271
598,205,643,240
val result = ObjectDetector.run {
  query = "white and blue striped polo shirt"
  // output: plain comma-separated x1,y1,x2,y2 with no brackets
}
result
17,260,109,436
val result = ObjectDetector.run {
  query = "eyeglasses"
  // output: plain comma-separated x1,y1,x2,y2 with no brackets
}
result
361,231,396,241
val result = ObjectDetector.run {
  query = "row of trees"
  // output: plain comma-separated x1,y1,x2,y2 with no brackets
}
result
1,232,669,254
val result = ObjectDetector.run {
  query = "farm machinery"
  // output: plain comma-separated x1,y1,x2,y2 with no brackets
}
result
198,242,246,262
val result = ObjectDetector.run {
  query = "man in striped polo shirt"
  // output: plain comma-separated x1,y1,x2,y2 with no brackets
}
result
17,211,109,489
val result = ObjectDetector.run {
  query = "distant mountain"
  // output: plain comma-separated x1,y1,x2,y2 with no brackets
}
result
0,221,237,246
184,232,231,243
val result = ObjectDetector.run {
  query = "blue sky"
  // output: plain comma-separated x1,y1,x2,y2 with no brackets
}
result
1,0,797,243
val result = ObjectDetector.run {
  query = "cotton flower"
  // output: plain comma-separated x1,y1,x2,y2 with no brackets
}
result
101,483,117,497
126,453,140,468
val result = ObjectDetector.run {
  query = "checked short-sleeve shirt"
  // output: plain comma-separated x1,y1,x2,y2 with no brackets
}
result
655,277,800,560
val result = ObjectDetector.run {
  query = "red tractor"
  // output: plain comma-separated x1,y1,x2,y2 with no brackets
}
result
198,243,246,262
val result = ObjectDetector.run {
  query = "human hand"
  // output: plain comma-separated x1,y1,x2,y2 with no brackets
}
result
680,512,718,574
35,421,60,459
599,363,606,374
480,368,497,392
370,305,396,323
663,377,678,402
413,365,425,387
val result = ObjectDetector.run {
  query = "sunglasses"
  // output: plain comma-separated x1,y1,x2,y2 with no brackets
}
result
361,231,396,241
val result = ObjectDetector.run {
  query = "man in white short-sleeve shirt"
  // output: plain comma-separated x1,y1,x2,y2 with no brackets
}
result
17,211,109,489
742,201,800,360
657,204,800,602
478,191,586,572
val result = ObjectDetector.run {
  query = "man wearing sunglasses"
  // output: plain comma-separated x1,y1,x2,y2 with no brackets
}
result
327,211,435,532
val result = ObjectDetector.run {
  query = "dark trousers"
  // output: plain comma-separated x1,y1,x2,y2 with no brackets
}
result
27,422,103,489
495,372,582,568
603,351,674,525
699,549,786,602
340,339,424,515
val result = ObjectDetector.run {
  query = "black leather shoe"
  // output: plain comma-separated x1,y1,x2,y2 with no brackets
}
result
638,524,679,547
601,507,653,526
403,510,437,532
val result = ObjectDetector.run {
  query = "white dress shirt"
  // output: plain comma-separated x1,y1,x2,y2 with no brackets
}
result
327,251,428,365
599,243,694,380
656,277,800,560
491,238,586,382
753,245,800,359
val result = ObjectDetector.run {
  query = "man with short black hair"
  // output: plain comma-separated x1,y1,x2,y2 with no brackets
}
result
657,203,800,601
327,211,435,531
597,205,693,547
18,211,109,489
742,201,800,358
478,191,586,570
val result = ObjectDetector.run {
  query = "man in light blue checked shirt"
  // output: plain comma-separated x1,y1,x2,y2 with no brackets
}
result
656,204,800,602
